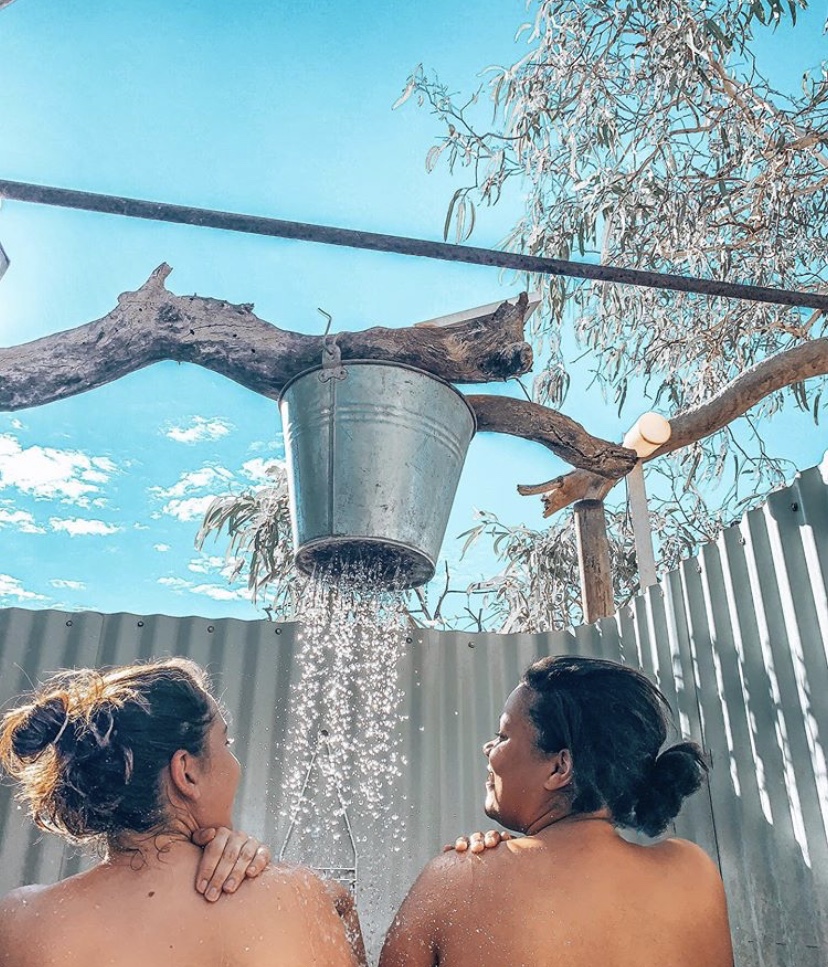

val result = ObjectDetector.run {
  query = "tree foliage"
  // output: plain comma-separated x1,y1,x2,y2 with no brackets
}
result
395,0,828,621
194,464,308,620
202,0,827,632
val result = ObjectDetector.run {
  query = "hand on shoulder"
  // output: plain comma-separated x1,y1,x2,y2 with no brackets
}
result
191,826,271,902
442,829,513,854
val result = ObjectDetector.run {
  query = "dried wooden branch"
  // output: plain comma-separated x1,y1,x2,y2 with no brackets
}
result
5,263,824,492
528,336,828,517
0,264,533,410
468,396,636,478
0,266,638,475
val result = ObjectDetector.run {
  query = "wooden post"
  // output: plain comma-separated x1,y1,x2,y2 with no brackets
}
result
573,498,615,623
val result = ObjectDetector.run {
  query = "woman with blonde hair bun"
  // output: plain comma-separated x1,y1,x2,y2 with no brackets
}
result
0,657,361,967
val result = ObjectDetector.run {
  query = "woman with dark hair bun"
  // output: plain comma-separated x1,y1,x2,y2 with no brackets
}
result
0,658,360,967
381,655,733,967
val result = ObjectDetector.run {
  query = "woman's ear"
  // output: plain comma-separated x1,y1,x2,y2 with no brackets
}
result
543,748,574,792
169,749,201,802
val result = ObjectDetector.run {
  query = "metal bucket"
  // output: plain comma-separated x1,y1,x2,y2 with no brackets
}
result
278,361,476,589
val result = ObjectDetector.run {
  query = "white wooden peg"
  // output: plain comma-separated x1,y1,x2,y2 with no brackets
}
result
623,411,671,458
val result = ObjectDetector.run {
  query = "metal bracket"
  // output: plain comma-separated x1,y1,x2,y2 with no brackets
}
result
278,730,358,892
319,333,347,382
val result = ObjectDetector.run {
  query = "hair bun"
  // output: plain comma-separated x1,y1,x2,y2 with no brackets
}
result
632,741,708,837
11,696,69,759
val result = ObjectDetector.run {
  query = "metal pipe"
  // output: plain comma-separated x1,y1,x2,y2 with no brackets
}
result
1,178,827,312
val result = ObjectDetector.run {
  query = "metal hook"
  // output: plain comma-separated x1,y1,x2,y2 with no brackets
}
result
317,307,346,382
317,308,333,336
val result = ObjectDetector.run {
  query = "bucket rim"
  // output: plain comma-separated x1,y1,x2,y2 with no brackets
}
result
295,534,436,590
278,359,478,430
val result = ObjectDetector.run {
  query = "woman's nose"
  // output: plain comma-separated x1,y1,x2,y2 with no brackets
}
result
482,739,494,757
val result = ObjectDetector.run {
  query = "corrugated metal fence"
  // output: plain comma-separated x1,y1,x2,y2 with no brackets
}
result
1,467,827,965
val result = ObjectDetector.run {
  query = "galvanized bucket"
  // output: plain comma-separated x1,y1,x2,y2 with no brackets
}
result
278,361,476,589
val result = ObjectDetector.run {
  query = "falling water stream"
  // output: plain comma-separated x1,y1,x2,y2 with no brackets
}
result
277,563,411,955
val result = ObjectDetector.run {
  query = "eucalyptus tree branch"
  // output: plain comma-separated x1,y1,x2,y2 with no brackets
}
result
468,395,636,478
525,336,828,517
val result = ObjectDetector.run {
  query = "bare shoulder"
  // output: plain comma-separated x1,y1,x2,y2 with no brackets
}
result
395,847,485,923
245,863,343,922
648,839,729,915
648,838,733,962
0,883,44,906
650,837,722,877
0,886,50,964
221,865,353,965
256,862,330,899
0,883,51,921
414,848,479,896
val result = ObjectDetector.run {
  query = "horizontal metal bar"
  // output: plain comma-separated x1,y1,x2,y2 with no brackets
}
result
1,178,826,311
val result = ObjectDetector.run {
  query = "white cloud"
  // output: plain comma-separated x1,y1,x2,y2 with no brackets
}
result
151,466,234,501
157,575,250,602
0,574,47,601
0,508,45,533
49,517,122,537
50,579,86,591
240,458,284,485
164,417,233,445
10,419,23,430
150,466,236,521
154,543,171,552
247,436,283,454
0,434,117,503
187,554,244,580
188,555,225,574
192,583,248,601
159,496,216,522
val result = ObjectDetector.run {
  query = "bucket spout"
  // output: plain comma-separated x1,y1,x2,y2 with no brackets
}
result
295,537,434,590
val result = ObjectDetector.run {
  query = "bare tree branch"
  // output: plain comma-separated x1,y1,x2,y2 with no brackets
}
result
531,336,828,517
0,264,533,410
5,255,828,500
468,395,636,477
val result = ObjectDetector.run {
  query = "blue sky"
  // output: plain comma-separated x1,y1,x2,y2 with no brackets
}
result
0,0,826,619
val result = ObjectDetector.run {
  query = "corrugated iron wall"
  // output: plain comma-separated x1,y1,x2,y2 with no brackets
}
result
1,467,827,965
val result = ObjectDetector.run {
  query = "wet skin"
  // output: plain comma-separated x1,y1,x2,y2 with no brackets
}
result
380,685,733,967
0,713,355,967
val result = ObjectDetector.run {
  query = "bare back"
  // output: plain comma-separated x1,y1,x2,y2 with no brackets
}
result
381,826,732,967
0,846,354,967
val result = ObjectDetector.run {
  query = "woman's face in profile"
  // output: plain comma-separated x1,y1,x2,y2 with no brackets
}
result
196,706,242,829
483,685,554,832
